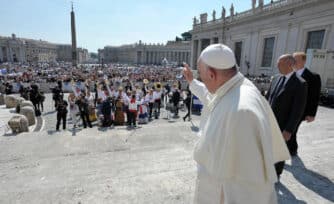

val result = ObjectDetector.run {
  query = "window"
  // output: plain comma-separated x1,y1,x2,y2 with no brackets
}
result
261,37,275,67
306,30,325,51
201,39,211,51
234,41,242,66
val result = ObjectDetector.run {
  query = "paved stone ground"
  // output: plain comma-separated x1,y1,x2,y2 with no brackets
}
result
0,94,333,203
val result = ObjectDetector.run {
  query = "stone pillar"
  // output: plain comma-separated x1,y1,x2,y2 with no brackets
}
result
176,52,179,64
8,47,13,62
252,0,257,10
159,52,162,63
185,52,187,65
200,13,208,24
20,100,34,110
154,51,158,64
150,52,154,64
20,106,36,126
6,47,10,62
191,40,199,69
259,0,264,8
5,95,18,108
0,47,3,62
198,39,202,58
8,115,29,133
152,51,154,64
157,51,160,64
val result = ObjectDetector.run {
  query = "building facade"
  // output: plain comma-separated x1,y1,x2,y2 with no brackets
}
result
190,0,334,76
25,39,57,63
0,34,89,64
56,44,72,62
57,44,89,63
77,48,89,64
0,34,57,63
98,40,191,65
0,34,26,63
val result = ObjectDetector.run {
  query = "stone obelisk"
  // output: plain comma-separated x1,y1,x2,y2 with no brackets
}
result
71,2,77,67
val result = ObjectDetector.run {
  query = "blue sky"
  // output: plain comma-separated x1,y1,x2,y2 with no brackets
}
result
0,0,272,52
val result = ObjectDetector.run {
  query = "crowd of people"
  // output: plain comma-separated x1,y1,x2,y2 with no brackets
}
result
0,62,184,87
0,62,193,131
51,78,189,131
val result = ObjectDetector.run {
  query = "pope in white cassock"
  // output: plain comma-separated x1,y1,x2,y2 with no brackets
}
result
182,44,290,204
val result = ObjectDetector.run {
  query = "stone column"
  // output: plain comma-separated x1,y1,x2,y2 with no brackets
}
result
197,39,202,58
176,52,179,64
154,51,158,64
191,40,198,69
159,51,162,63
157,51,160,64
151,51,154,64
0,47,3,62
8,47,12,62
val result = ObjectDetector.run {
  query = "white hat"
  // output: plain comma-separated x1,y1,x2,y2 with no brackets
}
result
199,44,236,70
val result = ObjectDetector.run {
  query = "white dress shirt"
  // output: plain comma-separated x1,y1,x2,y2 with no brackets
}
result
296,67,306,76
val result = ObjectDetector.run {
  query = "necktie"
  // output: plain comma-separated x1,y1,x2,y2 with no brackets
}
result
270,76,286,105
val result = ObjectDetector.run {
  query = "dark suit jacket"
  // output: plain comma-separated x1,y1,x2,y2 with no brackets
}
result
266,73,308,133
300,68,321,118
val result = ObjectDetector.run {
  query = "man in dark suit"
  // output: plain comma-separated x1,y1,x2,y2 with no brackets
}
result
291,52,322,156
266,54,308,178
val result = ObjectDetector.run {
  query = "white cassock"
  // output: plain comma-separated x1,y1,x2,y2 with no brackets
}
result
190,72,290,204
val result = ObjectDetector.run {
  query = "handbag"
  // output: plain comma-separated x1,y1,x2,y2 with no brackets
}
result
89,110,97,122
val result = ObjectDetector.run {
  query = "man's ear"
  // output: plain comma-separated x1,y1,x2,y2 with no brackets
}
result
208,67,216,80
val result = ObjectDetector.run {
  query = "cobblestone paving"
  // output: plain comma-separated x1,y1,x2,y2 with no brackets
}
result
0,93,333,203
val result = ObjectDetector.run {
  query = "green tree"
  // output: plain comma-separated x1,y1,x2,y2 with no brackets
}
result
181,32,192,41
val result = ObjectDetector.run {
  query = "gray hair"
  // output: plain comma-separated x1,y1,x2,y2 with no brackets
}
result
280,54,296,66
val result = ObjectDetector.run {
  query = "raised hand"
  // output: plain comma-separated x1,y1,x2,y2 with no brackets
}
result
182,63,194,84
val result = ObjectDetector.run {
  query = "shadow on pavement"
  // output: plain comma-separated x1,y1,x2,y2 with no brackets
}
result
68,127,83,136
190,121,199,133
42,110,56,116
98,127,110,132
47,129,58,135
275,182,307,204
284,156,334,203
3,132,17,137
